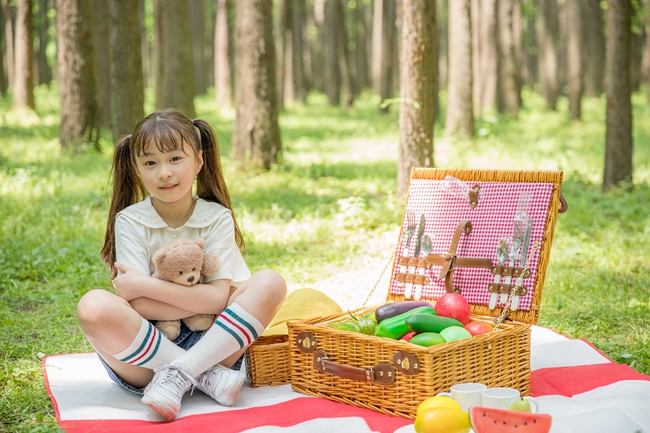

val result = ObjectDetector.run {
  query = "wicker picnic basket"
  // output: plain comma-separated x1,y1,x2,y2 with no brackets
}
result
287,168,566,419
245,334,291,387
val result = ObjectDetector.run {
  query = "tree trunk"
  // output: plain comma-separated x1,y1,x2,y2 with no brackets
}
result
153,0,163,108
291,0,306,102
446,0,473,138
232,0,281,169
512,0,522,107
523,11,537,89
281,0,293,105
156,0,195,117
335,0,353,107
189,0,206,96
325,0,340,105
36,0,51,87
566,0,583,121
214,0,231,106
109,0,144,142
603,0,633,191
497,0,518,116
397,0,435,197
92,1,110,128
355,0,369,91
471,0,497,116
380,0,395,113
139,0,153,88
57,0,97,150
583,0,605,97
437,0,447,95
2,0,15,90
0,3,5,95
540,0,559,110
371,0,382,94
644,7,650,103
311,0,325,93
13,0,35,111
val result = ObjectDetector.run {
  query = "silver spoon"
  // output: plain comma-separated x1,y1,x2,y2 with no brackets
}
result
414,235,432,301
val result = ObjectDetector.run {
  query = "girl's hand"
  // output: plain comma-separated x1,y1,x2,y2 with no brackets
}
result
112,262,146,301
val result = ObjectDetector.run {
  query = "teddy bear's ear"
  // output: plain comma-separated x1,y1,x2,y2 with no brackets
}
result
202,253,221,276
153,247,167,268
194,237,206,250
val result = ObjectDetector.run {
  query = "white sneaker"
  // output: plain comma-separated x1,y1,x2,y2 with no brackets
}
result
196,364,246,407
141,365,196,421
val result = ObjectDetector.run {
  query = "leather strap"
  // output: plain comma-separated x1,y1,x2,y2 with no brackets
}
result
438,220,472,280
313,350,396,386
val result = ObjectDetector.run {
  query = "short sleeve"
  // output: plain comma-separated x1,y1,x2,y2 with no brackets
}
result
201,212,251,284
115,216,152,277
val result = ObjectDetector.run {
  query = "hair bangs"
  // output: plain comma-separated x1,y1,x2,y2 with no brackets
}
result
131,112,199,161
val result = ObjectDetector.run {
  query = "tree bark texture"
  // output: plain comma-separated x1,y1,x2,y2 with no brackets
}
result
0,4,5,95
380,0,396,113
57,0,96,150
335,0,353,107
214,0,231,106
397,0,435,197
471,0,497,115
311,0,325,93
325,0,340,105
13,0,35,110
109,0,144,142
291,0,306,102
355,0,369,91
189,0,207,96
540,0,559,110
566,0,583,121
583,0,605,97
496,0,519,116
437,0,447,95
446,0,474,138
156,0,195,117
603,0,633,190
645,8,650,103
280,0,292,105
523,12,537,89
153,0,164,108
2,0,15,89
92,1,110,128
232,0,281,169
36,0,51,86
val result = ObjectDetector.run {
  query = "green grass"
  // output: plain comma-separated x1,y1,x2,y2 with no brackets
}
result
1,86,650,432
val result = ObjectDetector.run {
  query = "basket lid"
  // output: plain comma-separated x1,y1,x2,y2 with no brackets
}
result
386,168,564,324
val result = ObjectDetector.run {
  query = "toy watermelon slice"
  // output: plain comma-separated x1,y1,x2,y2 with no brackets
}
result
469,406,552,433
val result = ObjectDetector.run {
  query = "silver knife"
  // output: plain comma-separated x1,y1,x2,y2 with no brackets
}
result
512,218,533,310
413,214,426,257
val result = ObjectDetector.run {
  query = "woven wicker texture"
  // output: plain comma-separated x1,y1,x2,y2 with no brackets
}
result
245,335,291,387
287,168,562,418
289,312,530,419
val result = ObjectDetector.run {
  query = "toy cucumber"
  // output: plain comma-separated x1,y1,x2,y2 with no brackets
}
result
374,301,434,323
374,306,436,340
406,313,463,334
408,332,446,347
469,406,552,433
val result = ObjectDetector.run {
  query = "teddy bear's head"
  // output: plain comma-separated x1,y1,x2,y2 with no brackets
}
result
152,238,220,286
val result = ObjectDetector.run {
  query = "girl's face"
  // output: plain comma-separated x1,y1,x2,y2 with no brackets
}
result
135,140,203,205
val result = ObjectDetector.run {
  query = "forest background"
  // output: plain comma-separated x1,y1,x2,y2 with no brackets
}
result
1,0,650,432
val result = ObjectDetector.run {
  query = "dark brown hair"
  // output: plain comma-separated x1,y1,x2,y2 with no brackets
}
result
100,109,244,277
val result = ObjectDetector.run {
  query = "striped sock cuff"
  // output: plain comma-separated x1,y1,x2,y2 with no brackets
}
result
114,320,162,367
215,304,263,349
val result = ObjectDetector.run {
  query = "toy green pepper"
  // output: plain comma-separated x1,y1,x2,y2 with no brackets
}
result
374,306,436,340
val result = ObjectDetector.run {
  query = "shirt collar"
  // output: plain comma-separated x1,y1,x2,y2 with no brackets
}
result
117,196,230,229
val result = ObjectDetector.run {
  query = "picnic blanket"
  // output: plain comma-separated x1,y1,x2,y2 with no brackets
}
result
43,325,650,433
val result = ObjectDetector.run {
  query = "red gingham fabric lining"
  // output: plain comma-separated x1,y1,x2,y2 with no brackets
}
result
390,179,554,311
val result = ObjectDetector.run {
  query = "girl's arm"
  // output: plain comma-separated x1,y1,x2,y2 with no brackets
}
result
113,262,232,316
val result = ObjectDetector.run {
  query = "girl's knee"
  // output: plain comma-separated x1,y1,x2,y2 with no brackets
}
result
257,269,287,299
77,290,126,326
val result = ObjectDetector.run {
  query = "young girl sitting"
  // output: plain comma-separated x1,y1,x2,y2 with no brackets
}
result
77,109,287,421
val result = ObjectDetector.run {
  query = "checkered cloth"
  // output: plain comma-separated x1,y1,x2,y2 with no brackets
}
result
390,179,554,311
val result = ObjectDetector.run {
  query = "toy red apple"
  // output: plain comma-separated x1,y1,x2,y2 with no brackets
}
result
434,293,471,325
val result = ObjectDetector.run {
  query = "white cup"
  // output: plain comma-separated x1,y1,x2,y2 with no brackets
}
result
436,383,487,412
481,387,539,413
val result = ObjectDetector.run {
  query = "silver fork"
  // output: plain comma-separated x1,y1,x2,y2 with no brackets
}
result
399,211,417,289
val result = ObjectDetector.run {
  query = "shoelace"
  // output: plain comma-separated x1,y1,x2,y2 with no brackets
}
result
198,366,228,392
152,365,197,397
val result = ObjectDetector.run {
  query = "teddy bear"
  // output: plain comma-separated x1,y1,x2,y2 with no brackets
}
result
151,237,221,340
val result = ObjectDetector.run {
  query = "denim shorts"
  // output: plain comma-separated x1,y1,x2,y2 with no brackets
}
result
98,321,245,395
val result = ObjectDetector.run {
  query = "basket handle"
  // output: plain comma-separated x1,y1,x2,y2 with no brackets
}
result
312,349,396,386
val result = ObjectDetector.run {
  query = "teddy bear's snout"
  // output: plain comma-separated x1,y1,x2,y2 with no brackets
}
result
187,276,195,283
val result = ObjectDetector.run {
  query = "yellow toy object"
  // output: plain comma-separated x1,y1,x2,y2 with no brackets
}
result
415,396,471,433
151,238,220,340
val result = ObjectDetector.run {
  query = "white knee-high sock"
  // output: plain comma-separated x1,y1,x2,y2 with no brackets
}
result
171,303,264,377
111,317,186,368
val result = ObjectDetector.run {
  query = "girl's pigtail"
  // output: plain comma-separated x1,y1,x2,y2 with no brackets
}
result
100,135,146,276
193,119,245,251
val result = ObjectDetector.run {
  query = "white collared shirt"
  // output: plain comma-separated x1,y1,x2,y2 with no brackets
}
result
115,196,251,285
